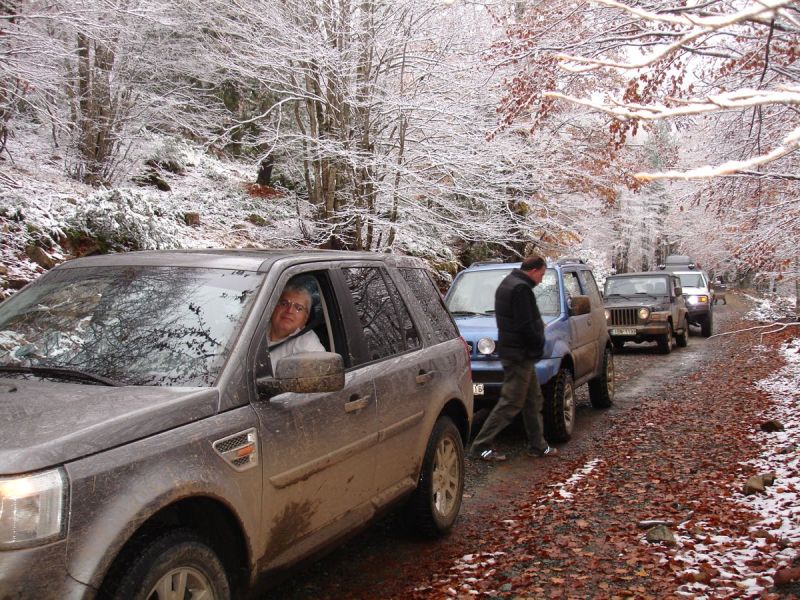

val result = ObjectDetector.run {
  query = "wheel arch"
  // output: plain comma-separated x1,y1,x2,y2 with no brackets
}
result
439,397,471,446
559,353,575,379
539,354,575,392
98,497,251,598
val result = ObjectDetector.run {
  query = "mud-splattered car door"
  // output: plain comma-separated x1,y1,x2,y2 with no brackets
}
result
336,264,431,502
563,269,598,380
248,265,378,570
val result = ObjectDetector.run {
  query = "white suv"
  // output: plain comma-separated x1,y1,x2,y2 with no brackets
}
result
659,255,713,337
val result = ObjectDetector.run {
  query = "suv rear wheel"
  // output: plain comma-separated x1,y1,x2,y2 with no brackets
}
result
588,347,614,408
543,368,574,443
406,416,464,537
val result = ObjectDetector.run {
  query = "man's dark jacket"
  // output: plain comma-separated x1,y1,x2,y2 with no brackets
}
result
495,269,545,361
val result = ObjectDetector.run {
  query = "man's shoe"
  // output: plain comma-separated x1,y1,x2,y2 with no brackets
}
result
477,448,507,462
528,445,559,458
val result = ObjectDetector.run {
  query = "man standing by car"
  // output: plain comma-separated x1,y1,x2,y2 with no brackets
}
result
470,255,559,461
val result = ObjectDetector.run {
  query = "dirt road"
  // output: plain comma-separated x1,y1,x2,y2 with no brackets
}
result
262,292,799,599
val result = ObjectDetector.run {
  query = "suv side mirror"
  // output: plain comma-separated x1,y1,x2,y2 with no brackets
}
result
568,295,592,316
257,352,345,396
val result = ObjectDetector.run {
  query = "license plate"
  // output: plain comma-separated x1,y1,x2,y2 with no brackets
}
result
611,328,637,336
472,383,484,395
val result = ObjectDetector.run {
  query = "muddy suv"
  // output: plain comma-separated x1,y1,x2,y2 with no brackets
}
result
603,271,689,353
0,250,472,600
658,256,713,336
444,258,614,443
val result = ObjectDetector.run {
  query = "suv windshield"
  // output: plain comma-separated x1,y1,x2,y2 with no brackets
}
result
675,273,706,288
605,276,668,296
446,268,560,316
0,266,262,387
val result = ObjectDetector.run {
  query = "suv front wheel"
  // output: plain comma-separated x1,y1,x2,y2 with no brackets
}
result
108,529,231,600
701,313,713,337
406,416,465,537
543,368,575,443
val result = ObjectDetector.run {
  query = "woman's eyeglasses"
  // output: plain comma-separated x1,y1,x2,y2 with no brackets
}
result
277,299,307,314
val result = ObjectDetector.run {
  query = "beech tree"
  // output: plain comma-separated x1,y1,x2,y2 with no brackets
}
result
1,1,171,185
157,0,600,255
498,0,799,283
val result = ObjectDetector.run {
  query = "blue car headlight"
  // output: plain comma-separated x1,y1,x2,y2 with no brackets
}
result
476,337,496,355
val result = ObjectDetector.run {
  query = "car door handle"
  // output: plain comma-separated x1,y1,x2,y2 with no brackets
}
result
416,371,434,385
344,395,370,413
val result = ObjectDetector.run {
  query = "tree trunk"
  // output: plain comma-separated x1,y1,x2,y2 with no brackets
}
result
256,154,274,186
795,258,799,321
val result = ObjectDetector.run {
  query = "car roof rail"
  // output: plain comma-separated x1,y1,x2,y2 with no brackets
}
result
665,254,692,264
468,259,505,267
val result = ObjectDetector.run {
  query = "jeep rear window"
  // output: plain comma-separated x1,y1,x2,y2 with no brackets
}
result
446,268,560,317
0,266,262,387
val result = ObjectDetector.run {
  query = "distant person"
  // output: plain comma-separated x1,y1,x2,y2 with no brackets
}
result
268,280,325,370
470,255,559,461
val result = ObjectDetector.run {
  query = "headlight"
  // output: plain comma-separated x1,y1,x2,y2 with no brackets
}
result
604,309,610,321
688,295,709,305
0,468,67,549
638,307,650,320
476,337,496,355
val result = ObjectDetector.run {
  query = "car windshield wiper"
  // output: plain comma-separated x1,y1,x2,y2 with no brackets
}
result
450,310,492,316
0,365,123,387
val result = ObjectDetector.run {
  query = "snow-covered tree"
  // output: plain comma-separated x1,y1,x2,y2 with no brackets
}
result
496,0,799,282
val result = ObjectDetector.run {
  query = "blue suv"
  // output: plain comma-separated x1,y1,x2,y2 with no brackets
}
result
445,258,614,442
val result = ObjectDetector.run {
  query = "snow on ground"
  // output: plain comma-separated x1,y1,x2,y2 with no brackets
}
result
743,292,798,322
674,337,800,598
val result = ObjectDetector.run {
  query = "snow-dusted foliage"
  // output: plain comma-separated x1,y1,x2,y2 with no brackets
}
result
62,190,183,250
495,1,799,283
1,0,797,295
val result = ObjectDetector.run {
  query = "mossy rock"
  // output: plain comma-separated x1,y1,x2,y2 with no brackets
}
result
246,214,269,226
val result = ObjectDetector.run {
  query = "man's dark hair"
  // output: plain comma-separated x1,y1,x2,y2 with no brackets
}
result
521,255,546,271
